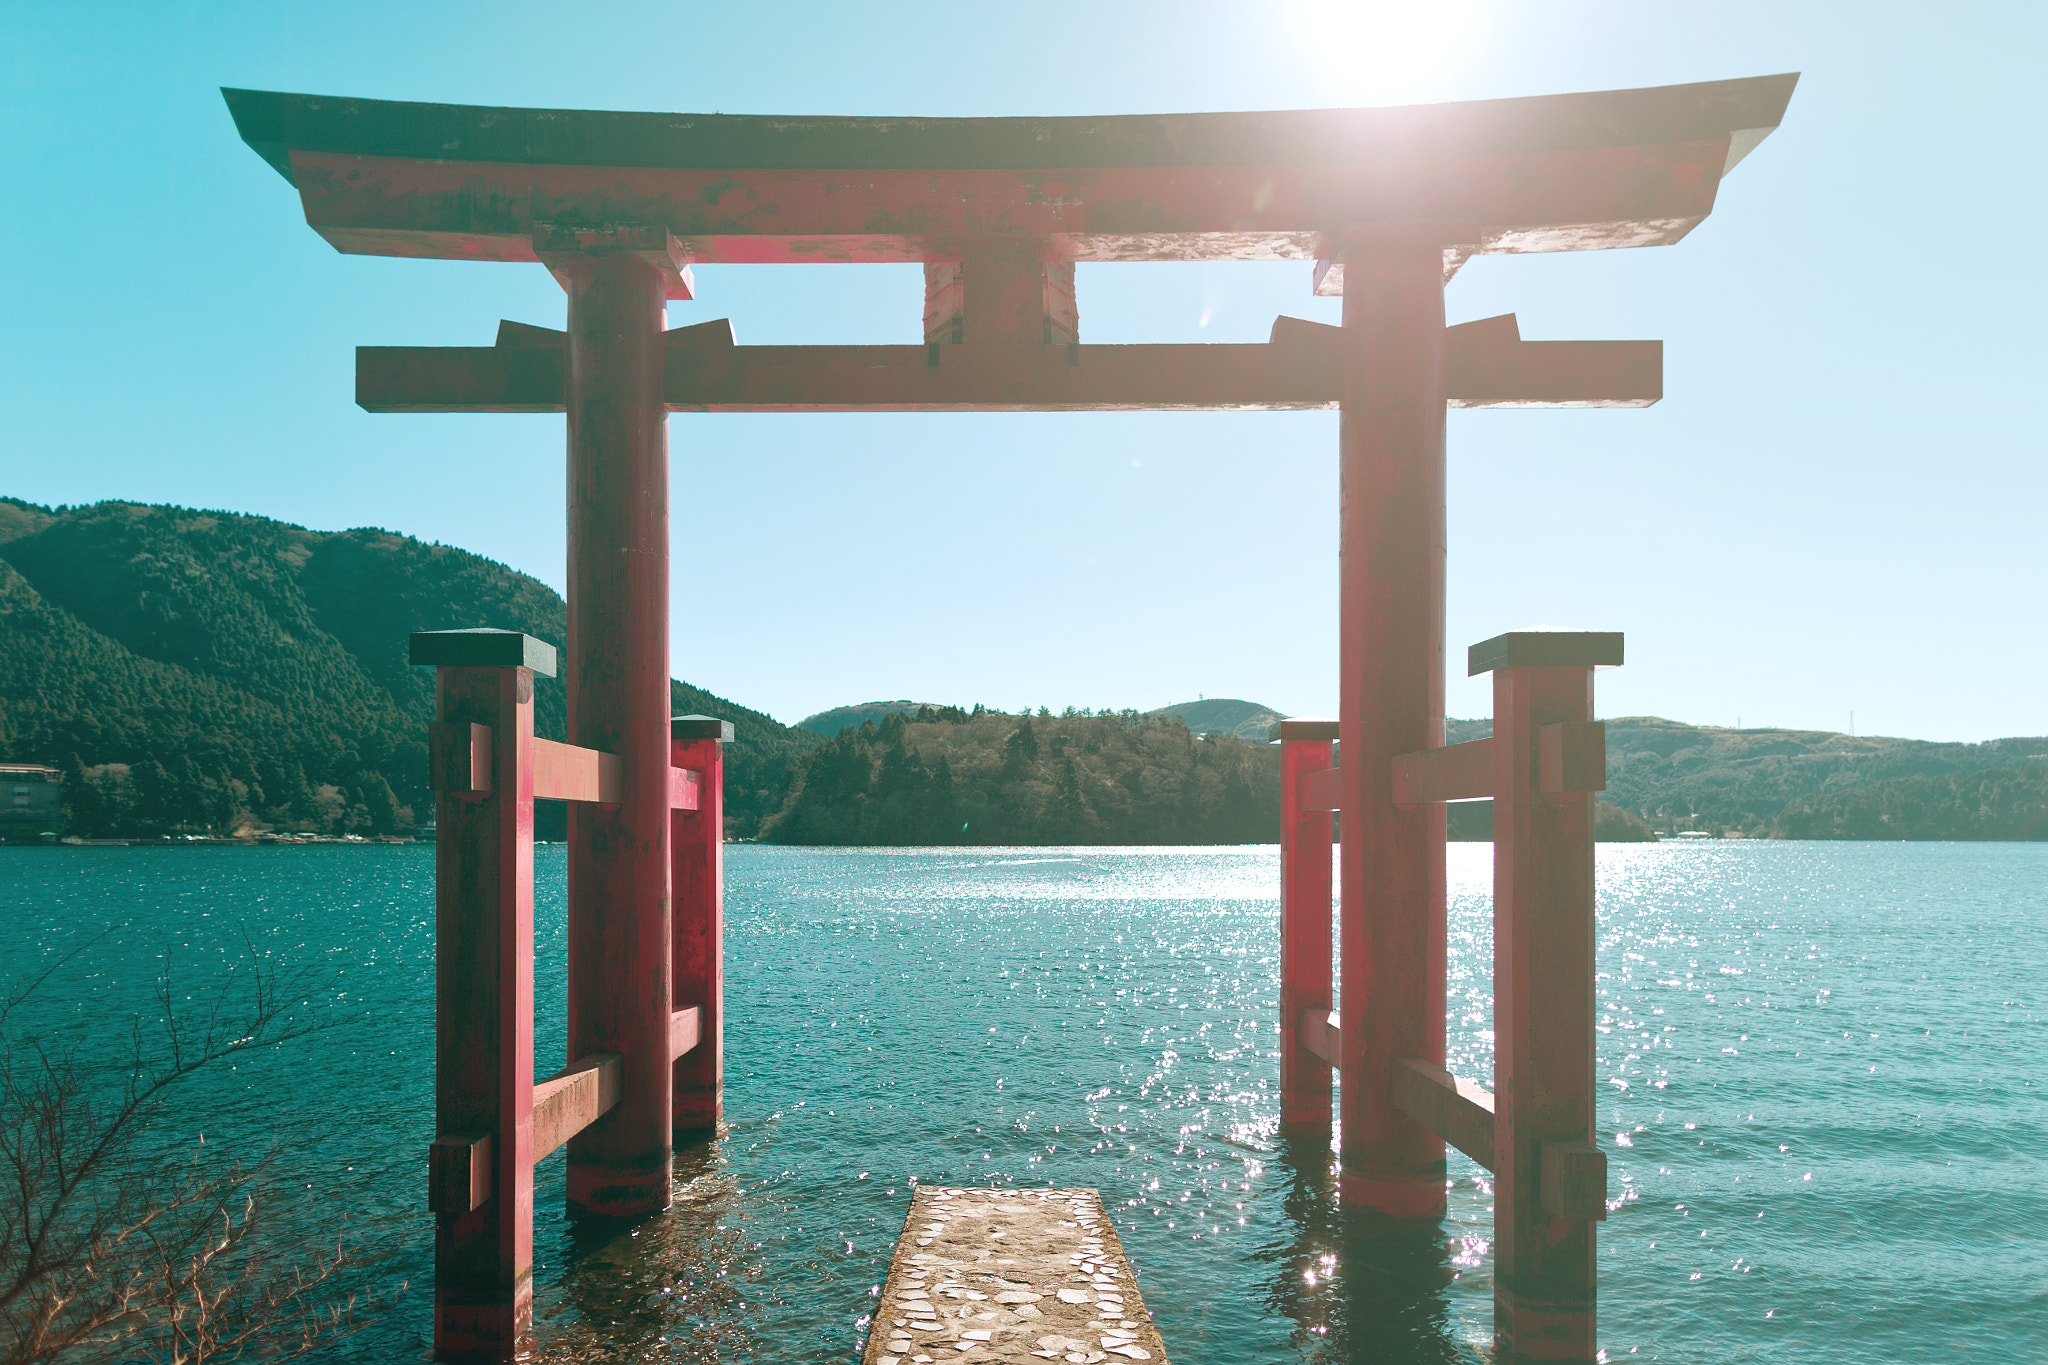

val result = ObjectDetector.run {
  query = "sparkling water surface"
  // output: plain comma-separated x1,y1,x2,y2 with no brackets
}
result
5,842,2043,1363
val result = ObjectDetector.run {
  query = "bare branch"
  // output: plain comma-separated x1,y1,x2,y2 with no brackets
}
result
0,936,398,1365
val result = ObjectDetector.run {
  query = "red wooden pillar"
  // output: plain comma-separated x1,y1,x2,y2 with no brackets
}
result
414,629,552,1361
1278,718,1338,1133
1481,630,1620,1362
550,231,682,1219
1336,230,1450,1216
670,714,729,1132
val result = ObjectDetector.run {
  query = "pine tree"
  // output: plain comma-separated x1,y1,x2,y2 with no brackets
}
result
58,753,97,836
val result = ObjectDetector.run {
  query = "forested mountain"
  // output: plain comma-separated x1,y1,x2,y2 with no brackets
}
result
0,499,815,838
7,497,2040,844
1146,698,1286,743
1389,715,2048,840
796,701,943,738
1598,717,2048,838
762,706,1278,845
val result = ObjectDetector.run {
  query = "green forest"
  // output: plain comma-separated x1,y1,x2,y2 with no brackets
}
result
761,706,1278,845
5,496,2043,844
0,498,812,840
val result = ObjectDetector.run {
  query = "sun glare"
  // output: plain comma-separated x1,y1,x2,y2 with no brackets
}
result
1285,0,1490,106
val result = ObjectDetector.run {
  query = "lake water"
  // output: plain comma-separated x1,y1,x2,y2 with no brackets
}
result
4,842,2043,1363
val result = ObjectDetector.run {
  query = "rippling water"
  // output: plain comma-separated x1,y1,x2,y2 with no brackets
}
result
5,842,2043,1362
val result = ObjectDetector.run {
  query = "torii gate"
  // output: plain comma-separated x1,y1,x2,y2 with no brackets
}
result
227,71,1794,1364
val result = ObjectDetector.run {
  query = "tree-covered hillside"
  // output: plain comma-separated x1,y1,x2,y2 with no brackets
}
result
1146,698,1285,743
9,496,2040,844
1598,717,2048,838
0,499,815,838
796,700,944,739
762,707,1279,845
1770,767,2048,841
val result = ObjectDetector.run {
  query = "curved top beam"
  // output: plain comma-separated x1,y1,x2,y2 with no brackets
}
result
223,75,1796,268
225,77,1796,180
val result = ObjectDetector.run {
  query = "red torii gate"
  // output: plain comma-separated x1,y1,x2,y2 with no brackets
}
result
227,71,1794,1365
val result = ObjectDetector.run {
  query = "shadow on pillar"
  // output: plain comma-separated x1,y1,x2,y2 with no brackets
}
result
1259,1130,1479,1365
533,1142,756,1364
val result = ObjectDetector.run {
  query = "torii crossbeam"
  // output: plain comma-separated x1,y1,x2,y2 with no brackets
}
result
228,71,1794,1365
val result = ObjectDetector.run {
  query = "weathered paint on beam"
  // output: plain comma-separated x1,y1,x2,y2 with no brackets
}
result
1279,313,1664,408
1391,738,1496,806
530,738,623,805
1296,765,1345,813
668,1005,701,1060
531,1052,622,1164
357,331,1660,414
1298,1008,1341,1069
1390,1057,1497,1170
868,1188,1167,1365
223,76,1795,266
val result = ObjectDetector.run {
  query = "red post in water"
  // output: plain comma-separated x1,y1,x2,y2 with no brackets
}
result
1337,231,1451,1216
1278,718,1338,1134
670,715,729,1132
414,629,553,1361
550,230,683,1219
1479,629,1621,1363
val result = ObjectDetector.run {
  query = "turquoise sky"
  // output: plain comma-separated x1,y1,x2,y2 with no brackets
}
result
3,2,2039,741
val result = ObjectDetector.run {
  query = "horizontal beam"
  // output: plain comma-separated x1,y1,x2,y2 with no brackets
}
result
1275,312,1662,408
531,738,623,804
1539,721,1607,794
427,1132,492,1214
358,326,1661,415
1299,1008,1341,1068
1390,1057,1497,1170
1297,766,1344,814
1541,1140,1609,1222
228,77,1795,183
669,766,702,812
272,95,1764,265
1392,737,1495,806
532,1051,622,1164
669,1004,702,1060
428,721,492,794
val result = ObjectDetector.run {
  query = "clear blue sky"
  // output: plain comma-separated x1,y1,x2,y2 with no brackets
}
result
3,2,2039,741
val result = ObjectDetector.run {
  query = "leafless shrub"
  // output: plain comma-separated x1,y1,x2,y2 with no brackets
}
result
0,936,401,1364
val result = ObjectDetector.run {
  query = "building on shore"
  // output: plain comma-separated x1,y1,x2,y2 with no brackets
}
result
0,765,63,843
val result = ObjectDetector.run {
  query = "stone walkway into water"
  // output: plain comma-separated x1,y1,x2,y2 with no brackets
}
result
862,1187,1169,1365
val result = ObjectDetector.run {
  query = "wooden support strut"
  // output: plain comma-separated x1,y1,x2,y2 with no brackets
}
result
669,714,727,1133
1298,1008,1342,1069
409,631,726,1362
431,1010,706,1214
430,724,701,810
1390,1058,1496,1170
1476,629,1620,1363
409,630,544,1361
1277,718,1337,1133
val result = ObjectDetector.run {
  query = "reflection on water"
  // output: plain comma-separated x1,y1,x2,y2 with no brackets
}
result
534,1140,758,1364
1261,1133,1478,1365
4,842,2044,1364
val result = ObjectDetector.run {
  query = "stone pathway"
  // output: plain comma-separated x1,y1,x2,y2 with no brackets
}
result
862,1187,1169,1365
